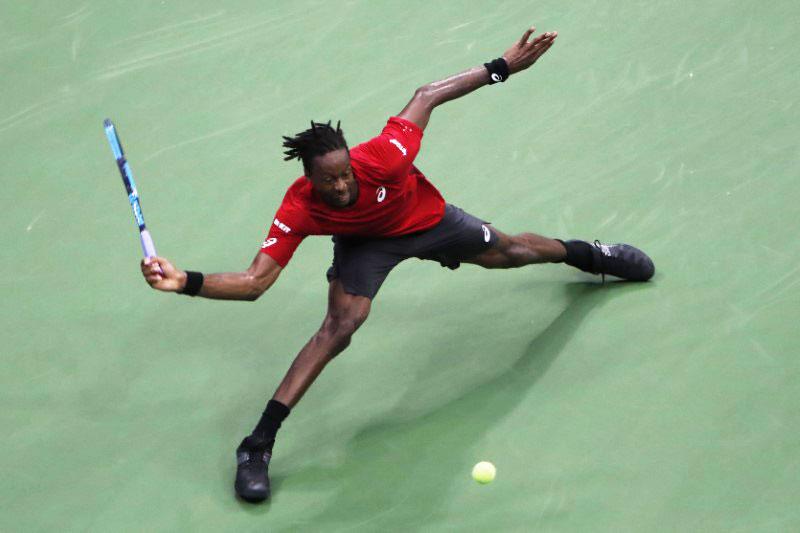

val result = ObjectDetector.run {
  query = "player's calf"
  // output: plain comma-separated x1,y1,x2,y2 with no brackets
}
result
507,233,567,265
468,230,567,268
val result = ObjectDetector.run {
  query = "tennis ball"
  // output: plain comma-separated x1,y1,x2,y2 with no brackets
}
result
471,461,496,484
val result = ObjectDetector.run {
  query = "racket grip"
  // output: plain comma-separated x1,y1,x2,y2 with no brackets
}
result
140,229,163,275
140,229,157,259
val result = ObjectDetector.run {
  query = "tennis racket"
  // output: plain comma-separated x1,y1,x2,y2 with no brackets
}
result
103,119,158,260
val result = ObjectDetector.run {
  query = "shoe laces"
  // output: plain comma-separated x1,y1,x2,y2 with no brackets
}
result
237,436,273,465
237,448,271,466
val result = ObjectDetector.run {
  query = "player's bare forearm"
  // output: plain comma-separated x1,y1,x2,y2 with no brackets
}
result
398,26,557,130
194,270,278,301
398,66,490,129
141,252,281,301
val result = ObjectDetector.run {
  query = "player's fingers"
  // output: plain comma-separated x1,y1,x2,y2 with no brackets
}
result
518,26,535,46
537,38,556,56
533,31,556,46
529,31,549,47
530,33,555,55
532,41,554,61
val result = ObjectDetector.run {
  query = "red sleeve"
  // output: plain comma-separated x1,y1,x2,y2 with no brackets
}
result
351,117,423,181
259,203,306,268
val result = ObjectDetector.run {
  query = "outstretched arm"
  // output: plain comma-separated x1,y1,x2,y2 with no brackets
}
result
398,26,557,130
141,251,282,301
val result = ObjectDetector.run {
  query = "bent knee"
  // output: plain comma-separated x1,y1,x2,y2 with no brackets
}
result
320,309,369,341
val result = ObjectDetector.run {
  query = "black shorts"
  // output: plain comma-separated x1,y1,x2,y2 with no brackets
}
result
326,204,499,299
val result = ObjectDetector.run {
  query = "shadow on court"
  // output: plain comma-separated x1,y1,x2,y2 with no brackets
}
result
243,281,648,528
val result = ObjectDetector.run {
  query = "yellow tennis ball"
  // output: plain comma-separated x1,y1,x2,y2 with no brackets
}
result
471,461,496,484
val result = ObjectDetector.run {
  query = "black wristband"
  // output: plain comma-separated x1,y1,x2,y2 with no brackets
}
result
180,271,204,296
484,57,510,84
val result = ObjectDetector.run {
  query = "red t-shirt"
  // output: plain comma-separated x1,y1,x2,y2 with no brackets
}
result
260,117,446,267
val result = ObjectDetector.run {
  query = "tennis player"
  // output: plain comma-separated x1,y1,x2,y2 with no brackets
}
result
141,26,654,502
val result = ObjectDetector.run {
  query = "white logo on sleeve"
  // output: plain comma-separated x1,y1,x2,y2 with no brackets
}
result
481,225,491,243
273,218,291,233
262,238,278,248
491,73,503,83
376,186,387,203
389,138,407,156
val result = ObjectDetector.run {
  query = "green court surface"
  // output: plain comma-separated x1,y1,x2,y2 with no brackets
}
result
3,1,799,531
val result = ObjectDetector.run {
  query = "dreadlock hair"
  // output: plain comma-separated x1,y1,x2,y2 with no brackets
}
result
282,120,348,175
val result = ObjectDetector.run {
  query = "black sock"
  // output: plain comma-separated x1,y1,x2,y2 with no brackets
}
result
556,239,595,273
248,399,290,450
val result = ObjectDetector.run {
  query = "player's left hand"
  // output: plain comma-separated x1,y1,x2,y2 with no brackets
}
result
502,26,558,75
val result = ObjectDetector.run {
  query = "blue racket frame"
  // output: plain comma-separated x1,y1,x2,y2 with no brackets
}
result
103,119,157,259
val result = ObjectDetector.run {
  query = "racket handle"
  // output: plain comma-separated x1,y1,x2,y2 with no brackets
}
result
140,229,163,275
140,229,157,259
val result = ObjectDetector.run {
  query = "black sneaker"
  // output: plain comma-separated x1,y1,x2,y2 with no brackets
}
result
235,436,272,503
584,240,655,282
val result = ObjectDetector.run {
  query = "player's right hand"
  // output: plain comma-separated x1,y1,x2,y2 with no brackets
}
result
141,256,186,293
